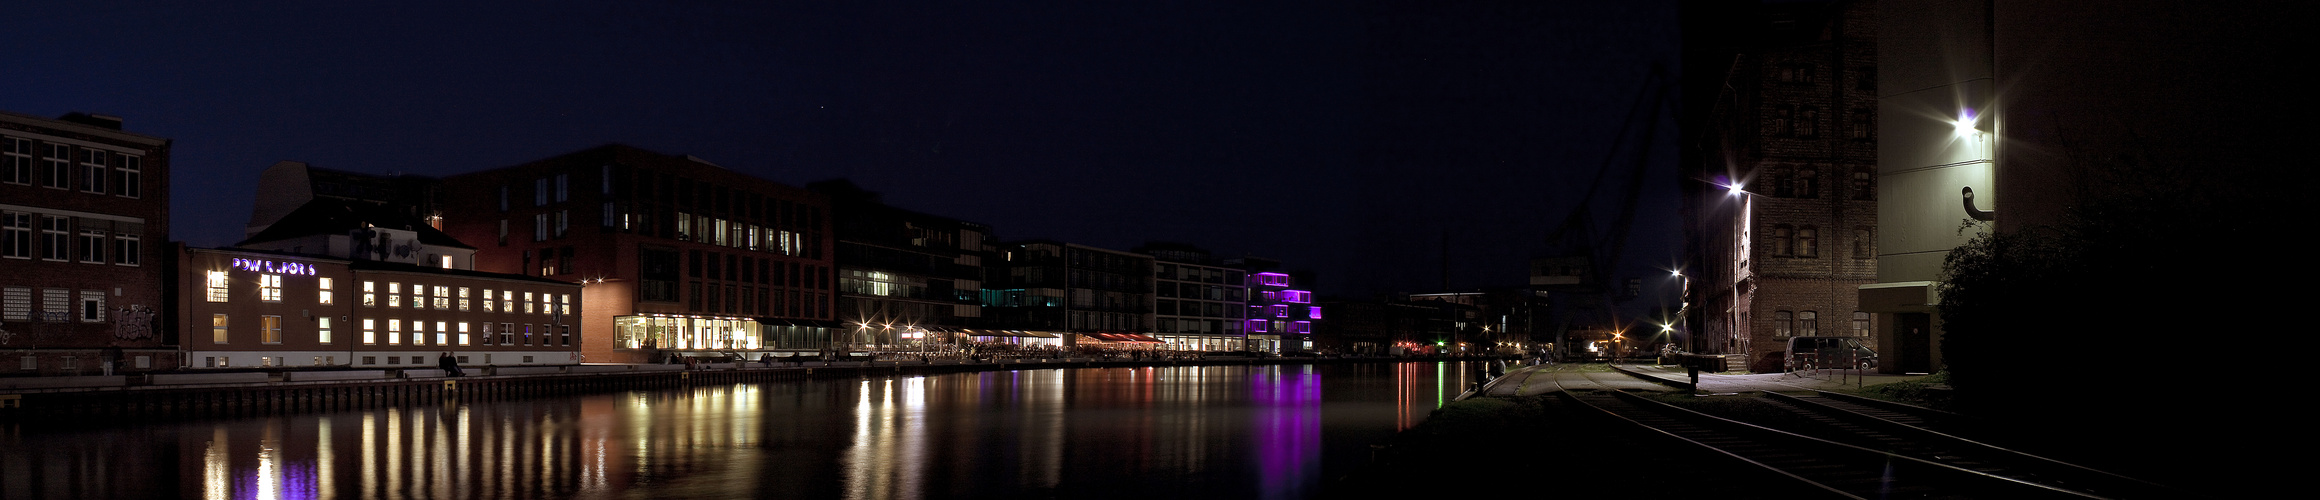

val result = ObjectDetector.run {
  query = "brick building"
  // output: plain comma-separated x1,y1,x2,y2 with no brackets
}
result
1681,0,1878,371
177,245,581,369
1,111,172,375
437,144,838,363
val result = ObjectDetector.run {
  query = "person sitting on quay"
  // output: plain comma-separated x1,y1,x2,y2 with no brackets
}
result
438,352,465,377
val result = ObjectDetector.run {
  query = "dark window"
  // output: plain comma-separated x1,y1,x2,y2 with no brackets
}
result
1798,226,1819,258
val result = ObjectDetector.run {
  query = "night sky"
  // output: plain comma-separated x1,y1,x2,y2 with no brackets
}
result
7,1,1682,308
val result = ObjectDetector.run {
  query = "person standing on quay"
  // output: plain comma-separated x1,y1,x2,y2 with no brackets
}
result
439,352,464,377
100,343,124,376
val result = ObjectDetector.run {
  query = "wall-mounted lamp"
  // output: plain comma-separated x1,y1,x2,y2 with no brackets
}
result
1963,187,1996,221
1954,108,1991,138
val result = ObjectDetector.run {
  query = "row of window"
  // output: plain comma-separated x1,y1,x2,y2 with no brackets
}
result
1153,263,1244,285
1770,310,1873,337
208,314,573,347
1761,167,1875,200
1,135,144,198
1766,225,1874,259
0,286,106,323
200,273,571,317
1245,319,1313,334
361,281,569,316
1767,106,1874,141
688,281,827,318
201,355,535,369
1,211,142,265
1245,304,1322,321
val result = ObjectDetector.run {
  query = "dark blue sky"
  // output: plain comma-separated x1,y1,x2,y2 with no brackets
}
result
8,0,1682,307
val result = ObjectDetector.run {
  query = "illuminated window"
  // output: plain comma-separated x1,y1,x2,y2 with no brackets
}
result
559,294,571,315
318,277,334,304
388,319,401,345
524,292,534,314
213,314,229,344
387,282,401,307
458,287,470,311
1774,310,1793,337
1771,225,1794,257
1308,306,1323,319
436,321,448,346
207,271,230,302
363,281,376,307
259,274,283,302
1852,311,1871,337
261,315,282,344
362,319,376,344
458,322,470,346
433,286,450,309
319,317,333,344
1797,311,1819,336
483,288,496,312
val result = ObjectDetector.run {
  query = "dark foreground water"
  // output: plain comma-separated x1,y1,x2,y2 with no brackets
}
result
2,361,1486,499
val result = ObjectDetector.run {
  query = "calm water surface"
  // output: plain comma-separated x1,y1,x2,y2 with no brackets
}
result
3,361,1486,499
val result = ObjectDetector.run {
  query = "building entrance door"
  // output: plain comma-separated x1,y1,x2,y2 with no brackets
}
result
1898,313,1932,373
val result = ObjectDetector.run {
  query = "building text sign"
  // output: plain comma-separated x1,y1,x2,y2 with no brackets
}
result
232,258,319,276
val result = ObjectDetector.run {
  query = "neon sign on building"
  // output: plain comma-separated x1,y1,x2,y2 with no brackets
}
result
231,258,318,276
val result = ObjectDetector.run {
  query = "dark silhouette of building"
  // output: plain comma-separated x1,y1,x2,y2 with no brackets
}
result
984,240,1153,349
1135,242,1249,352
436,144,838,363
810,179,995,348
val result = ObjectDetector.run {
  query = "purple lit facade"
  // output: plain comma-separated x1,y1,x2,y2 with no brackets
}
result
1244,271,1317,353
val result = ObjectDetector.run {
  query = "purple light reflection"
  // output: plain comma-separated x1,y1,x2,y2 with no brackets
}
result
1250,365,1322,500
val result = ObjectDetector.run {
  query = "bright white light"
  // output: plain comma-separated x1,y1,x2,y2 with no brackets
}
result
1954,109,1980,138
1726,183,1744,197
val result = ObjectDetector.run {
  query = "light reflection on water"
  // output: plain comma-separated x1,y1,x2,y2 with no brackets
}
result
0,361,1486,499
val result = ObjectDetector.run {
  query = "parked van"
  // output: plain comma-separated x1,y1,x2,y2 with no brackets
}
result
1785,336,1877,372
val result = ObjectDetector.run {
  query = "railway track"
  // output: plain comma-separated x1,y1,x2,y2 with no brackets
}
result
1550,377,2195,499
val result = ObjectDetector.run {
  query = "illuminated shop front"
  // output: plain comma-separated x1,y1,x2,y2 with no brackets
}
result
611,315,841,352
612,315,760,350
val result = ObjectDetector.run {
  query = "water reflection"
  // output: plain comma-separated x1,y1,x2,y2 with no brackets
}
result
0,361,1484,499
